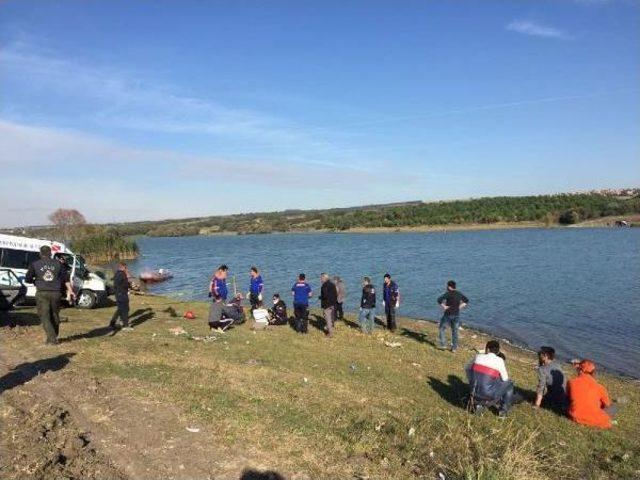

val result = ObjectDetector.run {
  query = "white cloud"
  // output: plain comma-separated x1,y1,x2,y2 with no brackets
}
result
506,20,571,40
0,119,424,227
0,42,354,163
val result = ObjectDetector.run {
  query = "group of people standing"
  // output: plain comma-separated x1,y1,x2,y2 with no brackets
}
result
22,248,619,431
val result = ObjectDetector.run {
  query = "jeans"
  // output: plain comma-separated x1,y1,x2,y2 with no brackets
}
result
439,314,460,349
110,298,130,327
249,292,260,310
323,306,335,336
494,380,515,414
293,304,309,333
359,308,375,334
36,291,61,343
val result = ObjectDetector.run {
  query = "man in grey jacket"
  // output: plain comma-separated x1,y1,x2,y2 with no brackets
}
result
25,245,74,344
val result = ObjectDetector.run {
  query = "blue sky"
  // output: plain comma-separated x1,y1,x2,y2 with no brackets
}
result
1,0,639,227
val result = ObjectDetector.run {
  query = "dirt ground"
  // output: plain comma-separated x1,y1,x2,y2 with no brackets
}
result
0,308,287,480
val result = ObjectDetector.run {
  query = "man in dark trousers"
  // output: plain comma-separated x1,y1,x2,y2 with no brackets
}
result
291,273,312,333
319,273,338,337
248,266,264,311
437,280,469,352
109,262,132,330
25,245,74,344
382,273,400,331
268,293,288,326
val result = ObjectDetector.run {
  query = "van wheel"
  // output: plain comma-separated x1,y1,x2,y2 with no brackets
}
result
76,290,97,309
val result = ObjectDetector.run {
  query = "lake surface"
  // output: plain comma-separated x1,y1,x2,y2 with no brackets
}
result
128,229,640,378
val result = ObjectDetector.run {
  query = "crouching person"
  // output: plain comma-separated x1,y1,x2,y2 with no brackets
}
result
268,294,288,326
465,340,514,418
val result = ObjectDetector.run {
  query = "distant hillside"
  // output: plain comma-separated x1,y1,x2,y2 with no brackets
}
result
5,191,639,238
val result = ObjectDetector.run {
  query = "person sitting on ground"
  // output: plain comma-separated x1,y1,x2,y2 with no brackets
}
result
567,359,616,429
534,346,567,411
268,294,288,325
465,340,514,417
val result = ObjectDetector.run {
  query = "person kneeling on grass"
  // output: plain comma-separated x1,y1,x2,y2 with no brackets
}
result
567,359,617,429
534,346,567,411
268,294,288,326
465,340,514,418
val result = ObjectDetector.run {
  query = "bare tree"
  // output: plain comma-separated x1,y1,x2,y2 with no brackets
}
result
48,208,87,242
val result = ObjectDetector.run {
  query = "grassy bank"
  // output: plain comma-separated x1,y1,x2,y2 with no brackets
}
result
1,295,639,480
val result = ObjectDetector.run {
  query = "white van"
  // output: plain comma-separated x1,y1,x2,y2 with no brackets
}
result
0,233,108,308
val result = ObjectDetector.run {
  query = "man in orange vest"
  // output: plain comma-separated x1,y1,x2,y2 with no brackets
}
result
567,360,617,429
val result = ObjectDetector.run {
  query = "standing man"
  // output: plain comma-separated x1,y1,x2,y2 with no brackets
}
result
248,266,264,311
333,275,346,322
319,273,338,337
359,276,376,334
25,245,74,344
109,262,132,330
382,273,400,331
437,280,469,352
291,273,312,333
209,264,232,325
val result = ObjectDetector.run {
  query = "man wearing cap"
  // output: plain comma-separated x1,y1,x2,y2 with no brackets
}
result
567,360,616,429
25,245,74,344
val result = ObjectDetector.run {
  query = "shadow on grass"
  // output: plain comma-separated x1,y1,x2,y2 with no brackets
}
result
130,309,155,327
0,310,41,328
309,314,326,333
400,327,437,348
0,353,76,393
240,468,285,480
427,374,469,410
60,326,115,343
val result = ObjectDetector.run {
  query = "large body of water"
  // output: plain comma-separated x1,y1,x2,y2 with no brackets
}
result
128,229,640,378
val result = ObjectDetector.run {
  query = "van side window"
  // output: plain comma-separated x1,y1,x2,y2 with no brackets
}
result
0,249,37,269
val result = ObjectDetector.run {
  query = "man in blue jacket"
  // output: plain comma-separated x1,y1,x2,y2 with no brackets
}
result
248,266,264,311
209,264,236,325
291,273,313,334
382,273,400,331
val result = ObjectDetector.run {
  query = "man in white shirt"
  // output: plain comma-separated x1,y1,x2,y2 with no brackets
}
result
465,340,514,417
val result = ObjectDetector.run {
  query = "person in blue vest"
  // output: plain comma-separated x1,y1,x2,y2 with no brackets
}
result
382,273,400,331
291,273,313,333
208,264,235,325
248,266,264,311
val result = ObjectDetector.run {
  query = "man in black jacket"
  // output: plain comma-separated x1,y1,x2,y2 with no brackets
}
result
437,280,469,352
110,262,132,330
319,273,338,337
358,276,376,334
25,245,74,344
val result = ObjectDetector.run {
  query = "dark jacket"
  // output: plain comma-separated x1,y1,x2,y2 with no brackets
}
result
437,290,469,315
361,284,376,309
113,270,131,302
269,300,288,324
319,280,338,309
25,258,63,292
383,281,399,304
